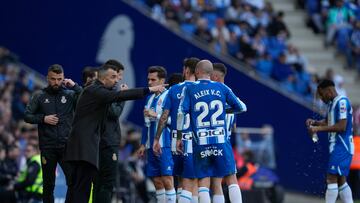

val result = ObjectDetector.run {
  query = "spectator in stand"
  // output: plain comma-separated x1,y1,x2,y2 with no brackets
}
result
305,0,325,33
286,44,308,70
271,52,295,82
353,105,360,135
227,31,240,57
194,18,214,43
211,18,230,54
225,0,242,21
238,34,257,65
240,3,258,29
267,11,291,38
325,0,354,47
255,52,273,78
348,20,360,76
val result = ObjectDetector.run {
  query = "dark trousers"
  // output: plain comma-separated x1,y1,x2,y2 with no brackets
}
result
92,146,118,203
40,148,73,203
65,161,97,203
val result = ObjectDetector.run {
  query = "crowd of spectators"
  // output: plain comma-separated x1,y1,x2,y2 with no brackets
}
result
0,47,44,199
301,0,360,77
133,0,325,101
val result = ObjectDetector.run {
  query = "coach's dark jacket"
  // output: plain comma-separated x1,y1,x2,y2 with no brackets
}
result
64,80,149,169
24,85,82,150
100,101,125,148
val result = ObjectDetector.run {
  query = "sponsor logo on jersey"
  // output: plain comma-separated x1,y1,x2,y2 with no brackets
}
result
200,149,223,158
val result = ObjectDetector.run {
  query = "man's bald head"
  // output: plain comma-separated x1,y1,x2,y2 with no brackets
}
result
195,60,213,79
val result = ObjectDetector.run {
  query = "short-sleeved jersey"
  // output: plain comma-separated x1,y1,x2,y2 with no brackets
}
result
164,81,194,153
327,95,354,156
178,79,246,145
141,90,171,149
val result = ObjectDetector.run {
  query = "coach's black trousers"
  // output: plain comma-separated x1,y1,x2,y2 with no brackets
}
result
41,147,73,203
65,161,97,203
92,146,118,203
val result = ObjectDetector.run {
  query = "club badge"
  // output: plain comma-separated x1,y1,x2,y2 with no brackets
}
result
61,96,67,104
112,153,117,161
42,156,47,165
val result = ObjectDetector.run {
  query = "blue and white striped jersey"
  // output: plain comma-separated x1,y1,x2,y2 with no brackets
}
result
178,79,246,145
141,90,171,149
164,81,194,153
327,95,354,155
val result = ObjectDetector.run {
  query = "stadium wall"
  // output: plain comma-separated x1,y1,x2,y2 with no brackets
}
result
0,0,329,195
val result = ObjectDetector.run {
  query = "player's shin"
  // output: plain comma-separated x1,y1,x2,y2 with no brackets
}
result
228,184,242,203
339,182,354,203
325,183,338,203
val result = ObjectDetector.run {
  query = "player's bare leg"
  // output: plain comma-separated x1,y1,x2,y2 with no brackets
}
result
211,177,224,203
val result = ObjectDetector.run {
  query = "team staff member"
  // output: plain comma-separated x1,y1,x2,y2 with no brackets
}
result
64,64,166,203
24,64,82,203
93,59,126,203
15,143,43,203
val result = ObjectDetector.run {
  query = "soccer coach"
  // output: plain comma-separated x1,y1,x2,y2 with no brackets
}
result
64,64,167,203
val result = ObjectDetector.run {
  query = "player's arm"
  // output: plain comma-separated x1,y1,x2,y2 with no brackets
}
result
24,91,44,124
154,110,170,141
137,126,148,157
309,99,348,134
309,119,347,134
305,119,327,127
224,85,247,114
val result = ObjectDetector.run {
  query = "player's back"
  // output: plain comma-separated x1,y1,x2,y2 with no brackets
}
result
183,79,241,145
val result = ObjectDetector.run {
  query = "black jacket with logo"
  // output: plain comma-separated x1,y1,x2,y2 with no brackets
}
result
64,80,150,169
24,85,82,150
100,101,125,148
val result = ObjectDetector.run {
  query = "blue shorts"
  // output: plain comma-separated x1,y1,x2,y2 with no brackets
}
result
146,148,173,177
172,153,183,176
328,151,353,177
193,142,236,179
181,152,197,179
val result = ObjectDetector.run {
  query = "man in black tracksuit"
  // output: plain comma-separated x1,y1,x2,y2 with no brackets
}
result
92,60,125,203
64,64,166,203
24,64,82,203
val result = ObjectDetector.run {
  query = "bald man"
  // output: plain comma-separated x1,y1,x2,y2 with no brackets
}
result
177,60,247,203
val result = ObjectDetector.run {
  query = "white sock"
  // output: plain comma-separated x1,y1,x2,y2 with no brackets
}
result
177,188,183,201
228,184,242,203
325,183,338,203
156,189,166,203
212,194,225,203
198,187,210,203
179,189,192,203
166,188,177,203
339,183,354,203
191,195,199,203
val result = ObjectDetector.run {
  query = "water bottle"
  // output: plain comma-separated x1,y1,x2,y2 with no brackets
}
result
312,133,319,143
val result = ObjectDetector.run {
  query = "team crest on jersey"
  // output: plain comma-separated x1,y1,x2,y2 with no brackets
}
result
61,96,67,104
158,99,162,106
42,156,47,165
112,153,117,161
44,98,50,103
